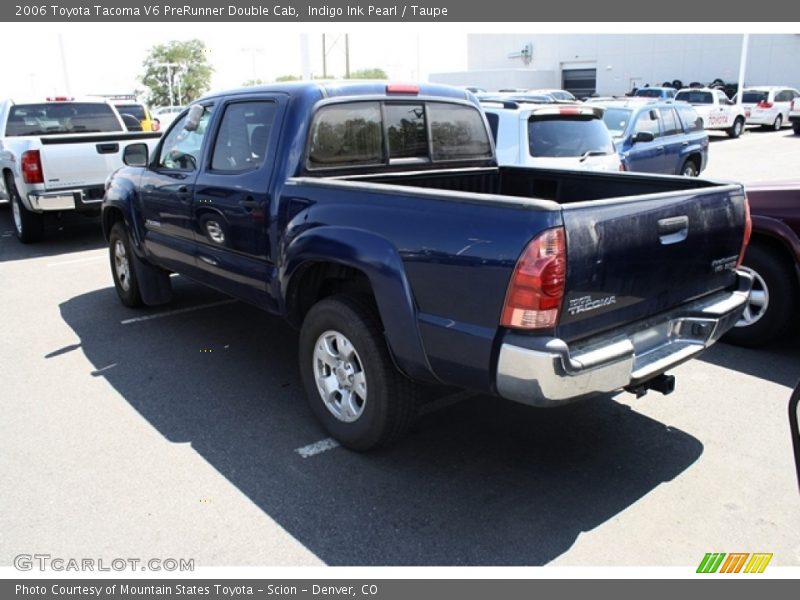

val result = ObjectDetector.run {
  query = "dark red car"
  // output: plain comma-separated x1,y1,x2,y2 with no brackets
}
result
725,181,800,346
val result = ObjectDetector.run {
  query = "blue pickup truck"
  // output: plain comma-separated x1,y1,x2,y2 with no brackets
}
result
102,81,752,450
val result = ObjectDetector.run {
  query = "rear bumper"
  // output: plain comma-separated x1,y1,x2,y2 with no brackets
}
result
27,186,105,212
496,270,752,407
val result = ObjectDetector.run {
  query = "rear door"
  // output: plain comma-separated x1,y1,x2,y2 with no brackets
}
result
656,106,685,174
557,185,747,342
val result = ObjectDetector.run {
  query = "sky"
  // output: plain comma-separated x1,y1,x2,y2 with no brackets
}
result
3,22,794,105
2,23,468,102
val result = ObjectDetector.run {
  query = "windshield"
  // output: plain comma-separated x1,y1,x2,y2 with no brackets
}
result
601,108,633,136
5,102,123,136
528,116,614,158
636,89,665,98
675,91,713,104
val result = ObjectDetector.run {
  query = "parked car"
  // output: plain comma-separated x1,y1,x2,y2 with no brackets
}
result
595,99,708,176
791,97,800,134
152,105,185,131
476,92,556,104
102,81,751,450
112,100,157,132
528,89,578,102
634,87,677,100
481,100,622,171
736,86,800,131
674,87,746,138
0,96,161,242
724,180,800,347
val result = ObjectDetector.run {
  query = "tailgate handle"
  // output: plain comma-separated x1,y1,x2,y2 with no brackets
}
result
96,143,119,154
658,216,689,245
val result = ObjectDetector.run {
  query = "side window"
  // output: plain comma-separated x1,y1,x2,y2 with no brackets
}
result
776,90,792,103
428,103,492,160
718,91,732,105
157,106,213,171
659,108,680,136
211,101,277,172
634,110,660,138
677,106,704,132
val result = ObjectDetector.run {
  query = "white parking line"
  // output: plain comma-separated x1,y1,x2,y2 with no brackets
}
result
120,299,237,325
295,438,340,458
46,254,106,267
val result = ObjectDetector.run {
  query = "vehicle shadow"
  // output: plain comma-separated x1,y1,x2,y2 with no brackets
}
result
58,281,704,566
701,338,800,389
0,206,104,263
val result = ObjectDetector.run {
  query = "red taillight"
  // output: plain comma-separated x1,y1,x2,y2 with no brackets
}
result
46,96,73,102
736,198,752,268
501,227,566,330
152,120,160,132
21,150,44,184
757,100,773,109
558,107,580,115
386,84,419,95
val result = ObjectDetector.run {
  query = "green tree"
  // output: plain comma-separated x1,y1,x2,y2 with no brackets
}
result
349,68,388,80
141,40,213,107
243,79,266,87
275,74,301,82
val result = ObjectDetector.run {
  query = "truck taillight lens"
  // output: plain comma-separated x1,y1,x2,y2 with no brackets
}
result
736,198,752,269
757,100,773,109
501,227,566,330
21,150,44,184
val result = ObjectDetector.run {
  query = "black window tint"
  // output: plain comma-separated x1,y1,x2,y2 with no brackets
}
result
742,91,768,103
5,102,123,136
634,110,660,137
485,112,499,142
211,101,277,172
385,103,427,160
116,104,146,121
527,116,614,158
308,102,382,168
676,106,703,132
157,106,213,171
659,108,680,135
428,103,492,161
776,90,792,102
675,91,713,104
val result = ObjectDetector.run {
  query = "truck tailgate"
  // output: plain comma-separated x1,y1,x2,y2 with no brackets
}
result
557,185,747,342
39,134,153,190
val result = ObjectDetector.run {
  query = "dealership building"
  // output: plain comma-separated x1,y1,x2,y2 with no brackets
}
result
430,34,800,97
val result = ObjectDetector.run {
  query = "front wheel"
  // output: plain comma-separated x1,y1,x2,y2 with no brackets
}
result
299,295,420,451
6,174,43,243
680,159,698,177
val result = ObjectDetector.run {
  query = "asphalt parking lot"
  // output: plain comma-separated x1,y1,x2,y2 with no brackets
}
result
1,126,799,569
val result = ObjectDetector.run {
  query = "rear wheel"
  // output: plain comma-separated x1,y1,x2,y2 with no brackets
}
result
792,122,800,135
5,174,44,243
680,159,698,177
299,294,420,451
771,114,783,131
724,244,798,347
727,117,744,138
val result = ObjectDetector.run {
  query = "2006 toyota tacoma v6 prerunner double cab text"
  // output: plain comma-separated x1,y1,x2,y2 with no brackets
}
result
102,81,753,450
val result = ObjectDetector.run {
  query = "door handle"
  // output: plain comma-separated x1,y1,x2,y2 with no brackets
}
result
198,255,218,266
658,216,689,245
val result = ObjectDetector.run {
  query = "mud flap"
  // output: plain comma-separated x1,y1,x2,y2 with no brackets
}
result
131,251,173,306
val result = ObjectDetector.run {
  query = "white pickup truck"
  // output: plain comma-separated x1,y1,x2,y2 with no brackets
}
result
0,97,160,242
674,87,746,138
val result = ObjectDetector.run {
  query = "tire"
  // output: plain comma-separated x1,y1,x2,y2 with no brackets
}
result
792,122,800,135
727,117,744,138
108,221,144,307
724,244,798,347
680,159,698,177
5,173,44,243
299,294,420,451
771,114,783,131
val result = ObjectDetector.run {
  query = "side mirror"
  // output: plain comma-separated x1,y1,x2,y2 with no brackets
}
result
633,131,655,144
184,104,204,132
123,143,149,167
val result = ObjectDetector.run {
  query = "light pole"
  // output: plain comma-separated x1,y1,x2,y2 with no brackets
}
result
154,62,180,107
241,47,263,82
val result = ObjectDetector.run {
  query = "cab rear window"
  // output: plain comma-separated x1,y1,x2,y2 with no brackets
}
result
527,116,614,158
307,100,491,170
5,102,123,136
